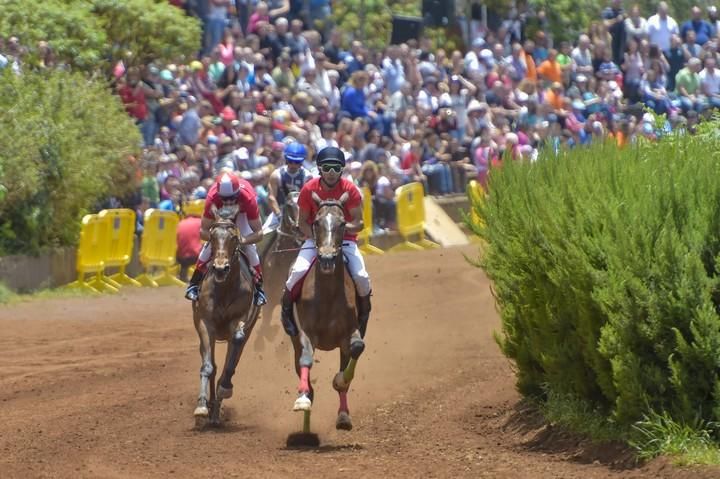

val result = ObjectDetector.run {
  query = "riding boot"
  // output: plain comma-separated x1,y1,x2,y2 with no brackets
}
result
280,287,299,337
253,275,268,306
185,268,204,301
357,293,372,338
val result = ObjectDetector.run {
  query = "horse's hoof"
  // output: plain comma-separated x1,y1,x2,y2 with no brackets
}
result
332,372,348,392
293,394,312,412
194,406,209,417
217,384,233,399
336,411,353,431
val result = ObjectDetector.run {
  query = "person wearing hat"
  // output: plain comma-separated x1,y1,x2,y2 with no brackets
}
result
264,141,313,231
279,146,373,339
213,136,239,175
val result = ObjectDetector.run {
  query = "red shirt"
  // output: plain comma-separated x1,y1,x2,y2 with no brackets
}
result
203,178,260,221
176,216,202,259
298,177,362,241
118,84,148,121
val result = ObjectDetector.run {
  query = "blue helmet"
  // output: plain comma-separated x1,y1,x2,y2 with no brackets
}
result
284,142,307,163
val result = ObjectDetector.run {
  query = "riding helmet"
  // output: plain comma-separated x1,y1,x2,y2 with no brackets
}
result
284,141,307,163
315,146,346,167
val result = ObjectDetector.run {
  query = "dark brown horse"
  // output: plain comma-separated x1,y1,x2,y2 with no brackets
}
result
290,192,366,434
260,191,303,311
192,205,260,426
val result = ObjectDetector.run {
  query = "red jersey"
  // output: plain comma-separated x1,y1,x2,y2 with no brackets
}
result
297,177,362,241
176,216,202,259
203,178,260,221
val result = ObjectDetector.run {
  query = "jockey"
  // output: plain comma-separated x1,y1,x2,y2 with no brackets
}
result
184,170,268,306
263,141,313,231
280,146,372,338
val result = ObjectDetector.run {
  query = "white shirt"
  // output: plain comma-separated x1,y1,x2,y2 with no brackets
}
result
699,68,720,95
646,14,679,51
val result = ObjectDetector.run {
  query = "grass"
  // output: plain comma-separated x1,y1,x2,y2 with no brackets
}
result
540,389,626,444
0,281,96,305
630,411,720,466
540,389,720,466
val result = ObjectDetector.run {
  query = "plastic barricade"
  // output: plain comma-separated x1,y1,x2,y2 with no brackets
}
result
182,199,205,218
357,186,384,255
389,182,439,252
466,180,486,230
98,209,141,287
65,214,119,294
135,209,184,287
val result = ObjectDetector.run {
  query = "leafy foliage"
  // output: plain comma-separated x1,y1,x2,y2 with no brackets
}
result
0,0,201,73
0,69,141,255
469,123,720,432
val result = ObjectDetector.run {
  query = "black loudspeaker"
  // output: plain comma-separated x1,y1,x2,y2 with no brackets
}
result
422,0,455,27
391,15,424,45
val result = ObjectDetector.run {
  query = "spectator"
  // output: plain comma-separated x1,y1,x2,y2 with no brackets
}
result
680,6,713,46
647,2,679,52
602,0,627,66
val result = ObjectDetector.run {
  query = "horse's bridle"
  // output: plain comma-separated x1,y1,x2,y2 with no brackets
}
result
209,221,243,269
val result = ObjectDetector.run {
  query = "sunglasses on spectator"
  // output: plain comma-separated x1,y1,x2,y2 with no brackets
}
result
320,164,343,173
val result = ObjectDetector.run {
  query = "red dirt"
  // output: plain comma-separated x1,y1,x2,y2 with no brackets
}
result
1,245,718,478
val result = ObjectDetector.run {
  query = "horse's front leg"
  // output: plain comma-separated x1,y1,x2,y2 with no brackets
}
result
293,332,314,412
217,319,248,400
332,330,365,430
193,316,215,423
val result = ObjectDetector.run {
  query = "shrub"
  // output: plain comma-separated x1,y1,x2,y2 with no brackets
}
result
470,123,720,430
0,68,141,255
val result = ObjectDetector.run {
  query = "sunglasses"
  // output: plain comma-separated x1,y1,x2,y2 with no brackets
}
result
320,164,343,173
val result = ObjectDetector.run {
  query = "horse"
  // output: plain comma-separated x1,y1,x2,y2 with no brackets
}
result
260,191,303,311
289,191,366,440
192,205,260,427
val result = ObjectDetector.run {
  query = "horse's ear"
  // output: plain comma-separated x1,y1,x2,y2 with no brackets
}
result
339,192,350,205
311,191,322,205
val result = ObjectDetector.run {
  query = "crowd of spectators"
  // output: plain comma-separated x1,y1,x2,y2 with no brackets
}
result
4,1,720,233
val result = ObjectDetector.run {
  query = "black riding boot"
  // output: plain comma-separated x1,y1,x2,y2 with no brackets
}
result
280,288,299,337
357,294,372,338
185,268,204,301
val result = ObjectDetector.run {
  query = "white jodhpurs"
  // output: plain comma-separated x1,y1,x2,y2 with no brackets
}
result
197,212,260,268
285,239,371,296
262,211,280,233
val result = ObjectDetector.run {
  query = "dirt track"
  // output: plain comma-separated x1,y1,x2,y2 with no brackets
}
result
1,246,718,479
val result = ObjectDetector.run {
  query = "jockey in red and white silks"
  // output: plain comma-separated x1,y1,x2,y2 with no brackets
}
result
184,171,267,306
280,146,372,338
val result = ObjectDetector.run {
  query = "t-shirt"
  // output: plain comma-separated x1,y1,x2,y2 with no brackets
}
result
176,216,202,260
297,177,362,241
203,178,260,221
675,67,699,95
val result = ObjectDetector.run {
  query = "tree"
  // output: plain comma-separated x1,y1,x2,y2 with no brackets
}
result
0,69,141,254
0,0,201,74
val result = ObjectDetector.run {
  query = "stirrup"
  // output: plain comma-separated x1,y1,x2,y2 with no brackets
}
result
185,284,199,302
254,287,268,306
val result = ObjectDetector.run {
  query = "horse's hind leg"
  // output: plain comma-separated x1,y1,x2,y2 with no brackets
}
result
293,332,314,412
333,331,365,431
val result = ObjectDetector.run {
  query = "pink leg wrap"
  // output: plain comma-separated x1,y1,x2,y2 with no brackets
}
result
299,366,310,394
338,391,349,413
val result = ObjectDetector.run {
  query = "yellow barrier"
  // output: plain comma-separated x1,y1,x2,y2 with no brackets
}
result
98,209,141,287
388,182,439,252
182,199,205,218
136,209,184,287
66,214,119,294
358,186,384,255
466,180,486,230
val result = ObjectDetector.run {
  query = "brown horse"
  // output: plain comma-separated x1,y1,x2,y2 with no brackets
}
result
192,205,260,427
260,191,303,311
290,192,366,434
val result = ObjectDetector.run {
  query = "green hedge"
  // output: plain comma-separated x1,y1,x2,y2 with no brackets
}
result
0,68,141,255
470,123,720,428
